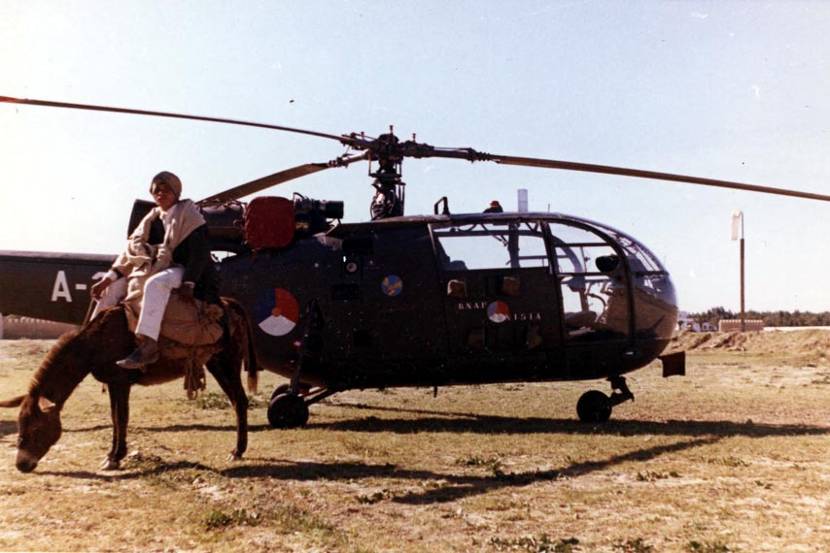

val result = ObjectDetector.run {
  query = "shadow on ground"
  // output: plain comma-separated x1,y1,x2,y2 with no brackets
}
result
39,435,720,504
0,419,17,439
310,402,830,438
61,401,830,438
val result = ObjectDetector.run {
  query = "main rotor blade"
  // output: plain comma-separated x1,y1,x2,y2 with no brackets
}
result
199,152,369,204
0,95,348,144
421,146,830,203
488,154,830,202
9,94,824,203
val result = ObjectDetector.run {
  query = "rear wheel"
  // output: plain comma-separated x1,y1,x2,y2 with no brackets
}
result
577,390,612,423
267,393,309,428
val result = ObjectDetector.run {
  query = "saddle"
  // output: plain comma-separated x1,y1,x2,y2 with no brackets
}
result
123,292,225,398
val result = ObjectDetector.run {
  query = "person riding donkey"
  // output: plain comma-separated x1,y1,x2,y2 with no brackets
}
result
91,171,220,369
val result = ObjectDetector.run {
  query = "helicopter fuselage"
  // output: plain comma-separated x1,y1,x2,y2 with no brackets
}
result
219,211,680,390
0,210,680,393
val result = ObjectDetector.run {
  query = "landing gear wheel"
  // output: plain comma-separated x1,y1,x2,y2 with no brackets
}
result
577,390,612,423
270,384,291,401
270,383,311,402
267,393,309,428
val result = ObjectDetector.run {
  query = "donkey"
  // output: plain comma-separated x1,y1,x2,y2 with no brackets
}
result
0,299,256,473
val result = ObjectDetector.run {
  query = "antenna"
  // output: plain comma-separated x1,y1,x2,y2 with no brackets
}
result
518,189,528,213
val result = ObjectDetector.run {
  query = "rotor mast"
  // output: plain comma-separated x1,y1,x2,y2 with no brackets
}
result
366,127,406,220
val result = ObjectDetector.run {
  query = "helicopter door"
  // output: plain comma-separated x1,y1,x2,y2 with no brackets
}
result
548,221,632,375
431,220,561,378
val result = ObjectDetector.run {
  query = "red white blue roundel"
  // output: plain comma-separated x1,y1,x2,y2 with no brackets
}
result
254,288,300,336
381,275,403,297
487,301,510,323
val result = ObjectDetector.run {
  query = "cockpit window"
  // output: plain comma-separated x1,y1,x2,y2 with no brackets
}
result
546,222,628,338
574,218,667,274
579,219,676,308
433,221,548,270
561,216,677,339
547,223,618,276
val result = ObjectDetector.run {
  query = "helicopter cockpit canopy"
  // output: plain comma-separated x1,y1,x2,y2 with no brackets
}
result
430,213,677,343
573,216,676,300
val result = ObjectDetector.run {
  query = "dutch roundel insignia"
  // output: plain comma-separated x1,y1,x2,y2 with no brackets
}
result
381,275,403,297
487,300,510,323
255,288,300,336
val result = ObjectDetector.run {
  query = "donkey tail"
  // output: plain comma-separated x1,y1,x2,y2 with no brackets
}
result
245,328,258,396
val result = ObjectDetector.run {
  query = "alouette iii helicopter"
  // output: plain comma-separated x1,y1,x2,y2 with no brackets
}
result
2,96,829,428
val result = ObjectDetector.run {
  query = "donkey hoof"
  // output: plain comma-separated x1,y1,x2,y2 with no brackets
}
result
227,452,243,462
99,457,121,471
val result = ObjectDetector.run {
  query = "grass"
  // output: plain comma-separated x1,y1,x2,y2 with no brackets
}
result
614,538,655,553
686,541,732,553
0,336,829,551
489,534,580,552
203,508,263,529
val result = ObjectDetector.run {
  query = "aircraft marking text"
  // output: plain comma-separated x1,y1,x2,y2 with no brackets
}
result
51,270,106,303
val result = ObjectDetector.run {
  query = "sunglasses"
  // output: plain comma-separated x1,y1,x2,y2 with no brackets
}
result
151,184,174,195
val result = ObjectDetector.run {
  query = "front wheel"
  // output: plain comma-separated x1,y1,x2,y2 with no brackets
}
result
576,390,612,423
267,393,309,428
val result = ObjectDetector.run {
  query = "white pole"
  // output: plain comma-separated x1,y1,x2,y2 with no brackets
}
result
730,211,746,331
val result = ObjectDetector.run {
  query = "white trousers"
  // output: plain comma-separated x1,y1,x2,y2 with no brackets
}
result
135,267,183,341
91,267,184,341
90,277,128,319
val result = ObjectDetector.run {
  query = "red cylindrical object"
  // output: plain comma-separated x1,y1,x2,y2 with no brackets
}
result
244,196,296,250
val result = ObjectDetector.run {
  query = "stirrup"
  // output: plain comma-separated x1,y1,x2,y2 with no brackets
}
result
116,343,159,370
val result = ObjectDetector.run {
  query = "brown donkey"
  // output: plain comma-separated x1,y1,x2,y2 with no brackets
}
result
0,299,256,473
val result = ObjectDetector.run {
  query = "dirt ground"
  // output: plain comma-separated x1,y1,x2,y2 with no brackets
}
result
0,332,829,552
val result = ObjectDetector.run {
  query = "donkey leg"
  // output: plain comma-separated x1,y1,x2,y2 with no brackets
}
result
206,356,248,460
101,383,131,471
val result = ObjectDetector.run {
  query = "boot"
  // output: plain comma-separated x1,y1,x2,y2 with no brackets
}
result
116,336,159,370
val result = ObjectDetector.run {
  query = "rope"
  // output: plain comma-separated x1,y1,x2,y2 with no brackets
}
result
183,302,209,399
183,357,207,400
184,303,221,400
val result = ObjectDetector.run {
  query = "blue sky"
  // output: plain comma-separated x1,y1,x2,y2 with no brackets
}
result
2,1,829,312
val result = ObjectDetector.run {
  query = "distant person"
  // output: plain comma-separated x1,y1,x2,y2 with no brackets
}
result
484,200,503,213
90,171,219,369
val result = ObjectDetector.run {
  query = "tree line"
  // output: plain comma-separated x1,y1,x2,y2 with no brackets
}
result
692,307,830,327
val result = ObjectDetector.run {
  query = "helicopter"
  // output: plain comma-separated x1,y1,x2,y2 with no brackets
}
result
2,95,829,428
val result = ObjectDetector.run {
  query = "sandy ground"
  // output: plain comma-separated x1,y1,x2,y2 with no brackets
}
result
0,333,829,552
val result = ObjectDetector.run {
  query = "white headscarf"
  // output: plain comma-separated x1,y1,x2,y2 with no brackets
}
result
121,199,206,302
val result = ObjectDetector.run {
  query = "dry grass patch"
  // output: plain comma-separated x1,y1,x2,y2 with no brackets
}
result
0,333,829,551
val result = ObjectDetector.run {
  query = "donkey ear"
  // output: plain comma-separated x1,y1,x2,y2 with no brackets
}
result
37,396,57,413
0,395,25,408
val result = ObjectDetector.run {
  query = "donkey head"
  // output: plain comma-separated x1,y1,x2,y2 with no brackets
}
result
0,394,61,473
